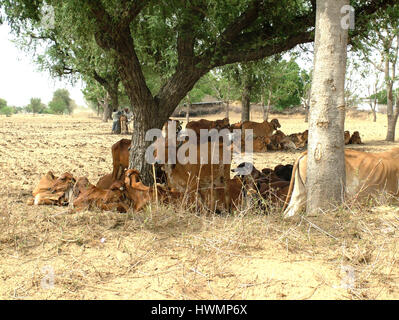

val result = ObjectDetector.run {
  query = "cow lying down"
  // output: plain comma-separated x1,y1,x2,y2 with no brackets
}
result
27,169,184,213
27,171,76,206
283,148,399,218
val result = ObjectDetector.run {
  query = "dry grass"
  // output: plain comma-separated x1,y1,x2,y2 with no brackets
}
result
1,110,399,300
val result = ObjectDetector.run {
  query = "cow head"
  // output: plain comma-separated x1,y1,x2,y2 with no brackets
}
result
51,172,76,204
344,131,351,144
215,117,230,131
124,169,151,211
270,119,281,130
72,176,91,198
350,131,362,144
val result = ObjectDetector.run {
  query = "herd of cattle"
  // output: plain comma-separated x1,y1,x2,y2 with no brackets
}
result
26,116,398,217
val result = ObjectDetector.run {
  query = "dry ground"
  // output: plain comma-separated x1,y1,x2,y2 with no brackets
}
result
1,109,399,300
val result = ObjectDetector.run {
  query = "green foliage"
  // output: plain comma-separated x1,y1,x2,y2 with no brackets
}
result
26,97,47,114
266,59,305,110
185,73,215,104
369,88,399,105
0,98,14,116
48,89,74,114
220,57,306,110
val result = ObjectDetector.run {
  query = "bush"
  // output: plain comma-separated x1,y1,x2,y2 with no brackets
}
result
0,106,14,116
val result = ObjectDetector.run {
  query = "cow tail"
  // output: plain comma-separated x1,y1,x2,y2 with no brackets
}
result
282,151,307,211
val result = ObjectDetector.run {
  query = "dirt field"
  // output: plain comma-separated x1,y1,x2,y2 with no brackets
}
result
1,109,399,300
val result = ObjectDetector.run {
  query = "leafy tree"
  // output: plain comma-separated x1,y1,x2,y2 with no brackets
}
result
354,4,399,141
257,59,305,119
0,98,14,116
26,98,47,114
2,0,396,183
48,89,74,114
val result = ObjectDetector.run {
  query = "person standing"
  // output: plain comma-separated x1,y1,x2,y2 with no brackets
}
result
112,108,121,134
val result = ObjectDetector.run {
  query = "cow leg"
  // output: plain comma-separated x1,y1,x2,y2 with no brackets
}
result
283,165,307,218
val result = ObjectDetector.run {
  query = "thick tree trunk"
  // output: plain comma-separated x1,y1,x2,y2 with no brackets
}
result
129,102,167,185
102,103,112,122
241,81,251,122
306,0,348,215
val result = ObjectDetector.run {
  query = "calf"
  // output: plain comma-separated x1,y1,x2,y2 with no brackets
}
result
28,172,76,206
241,118,281,140
163,140,232,212
349,131,363,145
344,131,351,145
124,169,152,211
73,180,129,213
274,164,293,182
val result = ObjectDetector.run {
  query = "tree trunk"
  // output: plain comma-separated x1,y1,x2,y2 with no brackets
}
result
385,76,395,141
304,103,310,123
102,104,109,122
261,94,267,121
129,101,167,185
186,102,190,124
241,80,251,122
101,93,112,122
225,100,229,119
265,92,272,122
372,109,377,122
306,0,348,215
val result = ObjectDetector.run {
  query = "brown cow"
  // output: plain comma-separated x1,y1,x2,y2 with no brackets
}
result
232,163,289,209
73,180,129,213
120,115,128,134
72,176,94,199
162,140,232,212
202,177,245,212
252,136,271,152
111,126,181,182
96,173,114,190
283,148,399,217
28,172,76,206
111,138,131,180
268,130,296,150
288,130,308,149
241,118,281,140
230,121,243,130
344,131,351,145
123,169,152,211
349,131,363,145
185,118,230,139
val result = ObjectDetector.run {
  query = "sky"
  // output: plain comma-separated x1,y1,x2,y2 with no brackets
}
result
0,20,384,111
0,24,86,108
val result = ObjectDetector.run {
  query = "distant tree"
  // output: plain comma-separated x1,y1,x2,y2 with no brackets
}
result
258,59,305,119
0,98,14,116
0,98,6,110
27,98,47,114
355,4,399,141
48,89,74,114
